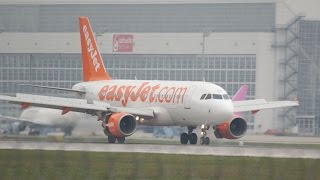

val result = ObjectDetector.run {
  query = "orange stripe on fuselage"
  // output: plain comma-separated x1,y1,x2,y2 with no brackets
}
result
98,82,187,107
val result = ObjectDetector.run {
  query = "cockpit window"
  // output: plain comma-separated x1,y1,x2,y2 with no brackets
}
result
212,94,223,99
223,94,230,100
200,93,226,100
205,94,212,100
200,94,206,100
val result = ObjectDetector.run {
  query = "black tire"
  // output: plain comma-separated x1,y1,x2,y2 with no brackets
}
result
103,128,110,136
204,137,210,145
199,137,204,145
180,133,189,144
189,133,198,144
29,130,40,136
108,136,116,143
117,137,125,144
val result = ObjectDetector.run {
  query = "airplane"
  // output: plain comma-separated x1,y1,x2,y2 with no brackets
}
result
0,107,92,136
0,17,298,145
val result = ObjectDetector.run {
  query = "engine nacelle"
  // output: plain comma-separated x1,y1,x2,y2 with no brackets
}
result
104,112,137,138
214,117,247,139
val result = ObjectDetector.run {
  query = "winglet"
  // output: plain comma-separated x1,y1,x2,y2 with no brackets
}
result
232,85,249,101
79,16,112,82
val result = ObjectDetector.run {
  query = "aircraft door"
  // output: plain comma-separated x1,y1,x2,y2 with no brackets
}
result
184,86,196,109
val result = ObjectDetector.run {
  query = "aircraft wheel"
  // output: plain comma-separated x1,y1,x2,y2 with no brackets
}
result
200,137,204,145
189,133,198,144
204,137,210,145
117,137,125,144
108,136,116,143
180,133,189,144
29,130,40,136
103,128,109,136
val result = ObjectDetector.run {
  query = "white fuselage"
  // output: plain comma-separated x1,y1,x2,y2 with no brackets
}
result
73,80,234,126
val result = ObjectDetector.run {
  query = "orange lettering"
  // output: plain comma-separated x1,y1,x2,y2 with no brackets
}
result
140,86,151,102
149,84,160,103
130,82,149,101
158,87,168,103
115,85,126,101
106,85,117,101
165,87,176,103
98,85,109,101
98,83,188,106
122,86,136,106
173,87,187,103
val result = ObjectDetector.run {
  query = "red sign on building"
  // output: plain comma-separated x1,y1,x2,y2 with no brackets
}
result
113,34,134,52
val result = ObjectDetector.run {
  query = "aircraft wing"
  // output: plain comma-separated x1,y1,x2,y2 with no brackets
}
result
233,99,299,113
0,114,53,126
0,93,154,119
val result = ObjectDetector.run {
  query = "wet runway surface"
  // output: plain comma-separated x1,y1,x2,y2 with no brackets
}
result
0,140,320,159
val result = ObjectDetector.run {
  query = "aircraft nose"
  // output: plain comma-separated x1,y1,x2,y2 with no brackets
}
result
226,101,234,116
215,101,234,120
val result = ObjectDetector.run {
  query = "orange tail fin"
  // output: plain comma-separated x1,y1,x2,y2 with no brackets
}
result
79,17,112,81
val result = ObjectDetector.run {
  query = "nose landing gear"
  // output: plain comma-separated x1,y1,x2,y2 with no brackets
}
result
199,124,210,145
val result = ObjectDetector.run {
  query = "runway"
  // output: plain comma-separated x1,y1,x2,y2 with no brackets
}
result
0,141,320,159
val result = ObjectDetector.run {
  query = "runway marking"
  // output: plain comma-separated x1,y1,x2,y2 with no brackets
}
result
0,141,319,159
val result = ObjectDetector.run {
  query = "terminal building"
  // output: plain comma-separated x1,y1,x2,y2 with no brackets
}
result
0,0,319,135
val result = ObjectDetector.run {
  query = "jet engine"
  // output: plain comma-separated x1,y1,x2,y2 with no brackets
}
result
103,112,137,138
214,117,247,139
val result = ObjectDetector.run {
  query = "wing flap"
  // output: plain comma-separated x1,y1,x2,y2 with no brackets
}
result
233,99,299,112
0,94,154,118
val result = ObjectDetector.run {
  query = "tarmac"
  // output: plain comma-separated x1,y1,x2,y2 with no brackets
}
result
0,140,319,159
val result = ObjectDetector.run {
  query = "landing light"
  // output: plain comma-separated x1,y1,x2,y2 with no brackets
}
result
135,116,139,121
140,118,144,122
201,124,205,129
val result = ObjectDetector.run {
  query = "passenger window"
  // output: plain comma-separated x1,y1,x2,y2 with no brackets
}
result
212,94,223,99
200,94,206,100
205,94,212,100
223,94,230,100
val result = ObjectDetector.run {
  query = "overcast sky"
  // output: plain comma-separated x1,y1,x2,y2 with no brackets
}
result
286,0,320,19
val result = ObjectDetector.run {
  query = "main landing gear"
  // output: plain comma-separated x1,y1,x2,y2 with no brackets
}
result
107,135,125,144
103,128,126,144
180,124,210,145
180,126,198,144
